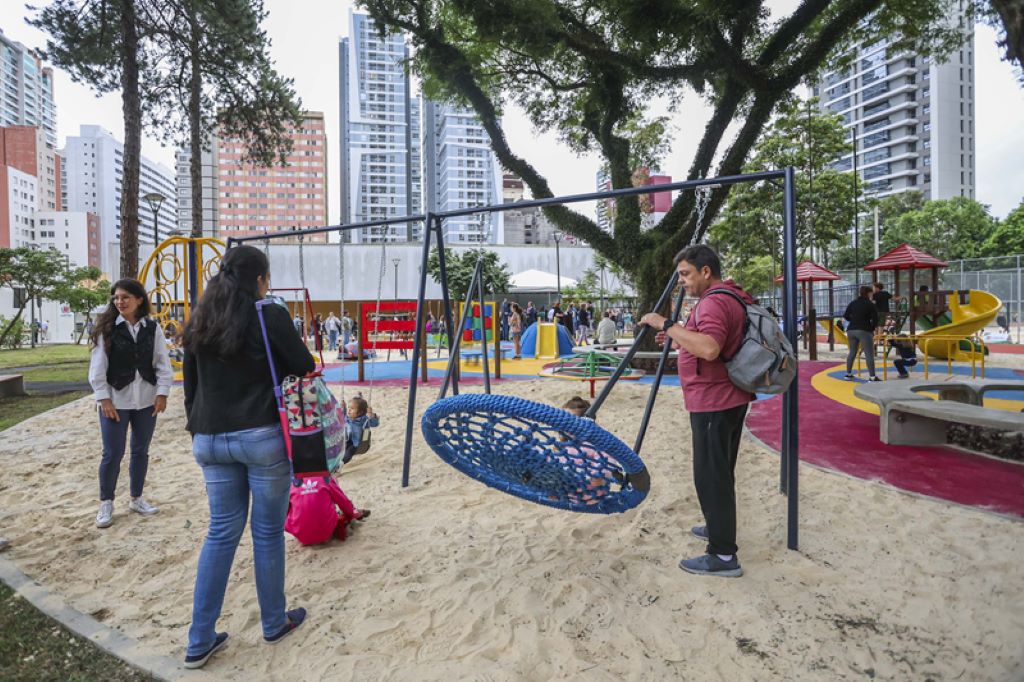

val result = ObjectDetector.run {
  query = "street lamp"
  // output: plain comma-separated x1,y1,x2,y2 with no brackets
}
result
142,191,166,247
552,232,563,302
392,257,401,300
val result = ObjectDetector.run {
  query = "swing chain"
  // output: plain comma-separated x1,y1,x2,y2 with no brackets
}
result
693,186,713,245
368,225,388,404
297,232,306,288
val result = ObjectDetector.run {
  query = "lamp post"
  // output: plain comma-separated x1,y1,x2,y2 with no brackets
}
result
392,257,401,300
552,231,563,302
142,192,166,247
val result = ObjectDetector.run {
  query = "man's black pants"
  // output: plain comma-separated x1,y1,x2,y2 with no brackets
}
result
689,403,748,556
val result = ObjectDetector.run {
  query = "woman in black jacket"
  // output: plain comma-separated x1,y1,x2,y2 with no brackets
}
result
181,245,314,669
843,285,881,381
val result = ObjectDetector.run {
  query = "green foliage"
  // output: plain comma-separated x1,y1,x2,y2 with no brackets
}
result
0,247,71,347
426,248,512,302
726,254,776,298
880,197,997,261
983,201,1024,256
0,316,26,349
51,268,109,344
362,0,969,327
712,96,857,271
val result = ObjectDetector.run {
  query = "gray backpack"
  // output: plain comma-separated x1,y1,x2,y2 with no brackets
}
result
695,289,797,395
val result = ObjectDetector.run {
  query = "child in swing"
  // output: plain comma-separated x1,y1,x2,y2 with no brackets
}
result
556,396,619,505
342,394,380,464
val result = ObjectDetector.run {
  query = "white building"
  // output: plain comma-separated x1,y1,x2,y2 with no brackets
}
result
174,145,219,237
0,29,57,149
34,210,101,270
5,166,37,249
61,125,177,276
422,100,503,244
339,10,422,243
813,8,975,200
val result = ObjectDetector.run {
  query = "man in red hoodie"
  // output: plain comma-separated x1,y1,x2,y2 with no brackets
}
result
641,245,753,578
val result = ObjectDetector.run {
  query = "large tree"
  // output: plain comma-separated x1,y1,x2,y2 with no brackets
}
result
880,196,998,261
31,0,151,279
362,0,969,317
982,200,1024,257
712,96,857,284
0,247,73,347
144,0,303,237
426,247,512,302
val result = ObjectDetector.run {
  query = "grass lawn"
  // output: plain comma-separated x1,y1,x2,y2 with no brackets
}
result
0,344,90,369
20,363,89,384
0,582,155,681
0,391,89,432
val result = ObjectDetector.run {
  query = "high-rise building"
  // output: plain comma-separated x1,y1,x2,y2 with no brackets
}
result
34,211,102,269
0,30,57,149
0,125,61,248
214,112,328,242
174,144,219,237
422,100,502,244
61,125,177,273
813,10,975,200
594,166,673,233
339,11,421,243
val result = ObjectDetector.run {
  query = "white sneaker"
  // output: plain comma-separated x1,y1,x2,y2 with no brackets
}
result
128,497,159,516
96,500,114,528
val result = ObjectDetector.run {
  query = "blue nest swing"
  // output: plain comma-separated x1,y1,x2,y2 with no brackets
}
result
421,394,650,514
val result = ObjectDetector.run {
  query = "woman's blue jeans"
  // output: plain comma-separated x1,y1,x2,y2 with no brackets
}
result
186,424,291,656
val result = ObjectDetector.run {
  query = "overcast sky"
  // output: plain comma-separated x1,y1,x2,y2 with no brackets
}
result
2,1,1021,221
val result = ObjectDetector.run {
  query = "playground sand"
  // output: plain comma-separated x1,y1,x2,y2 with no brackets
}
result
1,380,1022,680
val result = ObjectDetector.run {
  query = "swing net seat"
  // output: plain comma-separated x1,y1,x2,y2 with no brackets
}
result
422,394,649,514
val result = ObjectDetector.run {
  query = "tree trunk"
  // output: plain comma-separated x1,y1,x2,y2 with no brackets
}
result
119,0,142,280
188,1,204,238
75,313,90,344
0,305,26,347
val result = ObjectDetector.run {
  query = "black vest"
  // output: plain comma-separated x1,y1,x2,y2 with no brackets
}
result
106,319,158,390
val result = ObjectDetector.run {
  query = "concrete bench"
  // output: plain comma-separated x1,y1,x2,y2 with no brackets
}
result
0,374,27,398
883,400,1024,445
854,378,1024,445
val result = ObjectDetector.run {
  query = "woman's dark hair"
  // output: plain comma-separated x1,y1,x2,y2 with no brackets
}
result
673,244,722,279
183,245,269,355
89,279,151,352
859,285,873,298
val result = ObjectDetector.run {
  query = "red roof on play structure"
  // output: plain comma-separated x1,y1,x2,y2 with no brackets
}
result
864,244,948,271
773,260,841,283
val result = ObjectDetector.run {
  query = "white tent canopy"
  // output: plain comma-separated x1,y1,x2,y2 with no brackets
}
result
508,269,577,293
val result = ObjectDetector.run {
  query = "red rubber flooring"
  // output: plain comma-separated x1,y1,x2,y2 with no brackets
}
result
746,361,1024,518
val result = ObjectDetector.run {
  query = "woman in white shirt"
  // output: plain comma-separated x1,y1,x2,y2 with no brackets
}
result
88,279,173,528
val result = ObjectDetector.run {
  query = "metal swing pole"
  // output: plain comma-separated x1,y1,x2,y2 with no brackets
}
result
433,218,458,386
476,258,491,395
586,271,680,419
633,285,688,454
402,213,434,488
781,166,800,551
439,258,485,400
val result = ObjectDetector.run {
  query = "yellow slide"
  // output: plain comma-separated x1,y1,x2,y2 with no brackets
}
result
818,290,1001,361
915,289,1001,361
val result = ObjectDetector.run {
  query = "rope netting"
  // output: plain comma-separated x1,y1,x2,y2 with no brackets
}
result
422,394,649,514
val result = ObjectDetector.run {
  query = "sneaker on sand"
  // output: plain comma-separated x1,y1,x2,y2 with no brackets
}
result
691,525,708,540
679,554,743,578
265,607,306,644
128,497,159,515
184,632,229,670
95,500,114,528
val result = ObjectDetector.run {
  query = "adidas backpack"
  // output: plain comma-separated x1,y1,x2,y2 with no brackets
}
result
696,289,797,395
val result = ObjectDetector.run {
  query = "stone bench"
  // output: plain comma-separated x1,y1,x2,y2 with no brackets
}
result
854,378,1024,445
0,374,26,398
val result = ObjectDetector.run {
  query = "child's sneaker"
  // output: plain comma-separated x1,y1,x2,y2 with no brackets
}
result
128,497,159,515
96,500,114,528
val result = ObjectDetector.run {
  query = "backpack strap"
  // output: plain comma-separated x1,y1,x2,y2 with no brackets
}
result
693,288,749,363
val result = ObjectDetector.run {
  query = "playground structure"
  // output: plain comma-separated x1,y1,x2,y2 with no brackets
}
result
357,300,427,383
538,350,645,398
521,321,575,359
138,235,225,370
816,245,1003,366
230,168,804,548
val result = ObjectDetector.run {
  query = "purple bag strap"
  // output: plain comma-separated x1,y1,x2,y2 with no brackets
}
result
255,300,282,400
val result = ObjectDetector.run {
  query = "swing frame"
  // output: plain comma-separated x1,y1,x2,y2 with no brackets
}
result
228,168,802,547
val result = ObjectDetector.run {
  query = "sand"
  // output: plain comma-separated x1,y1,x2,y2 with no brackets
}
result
1,378,1023,680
